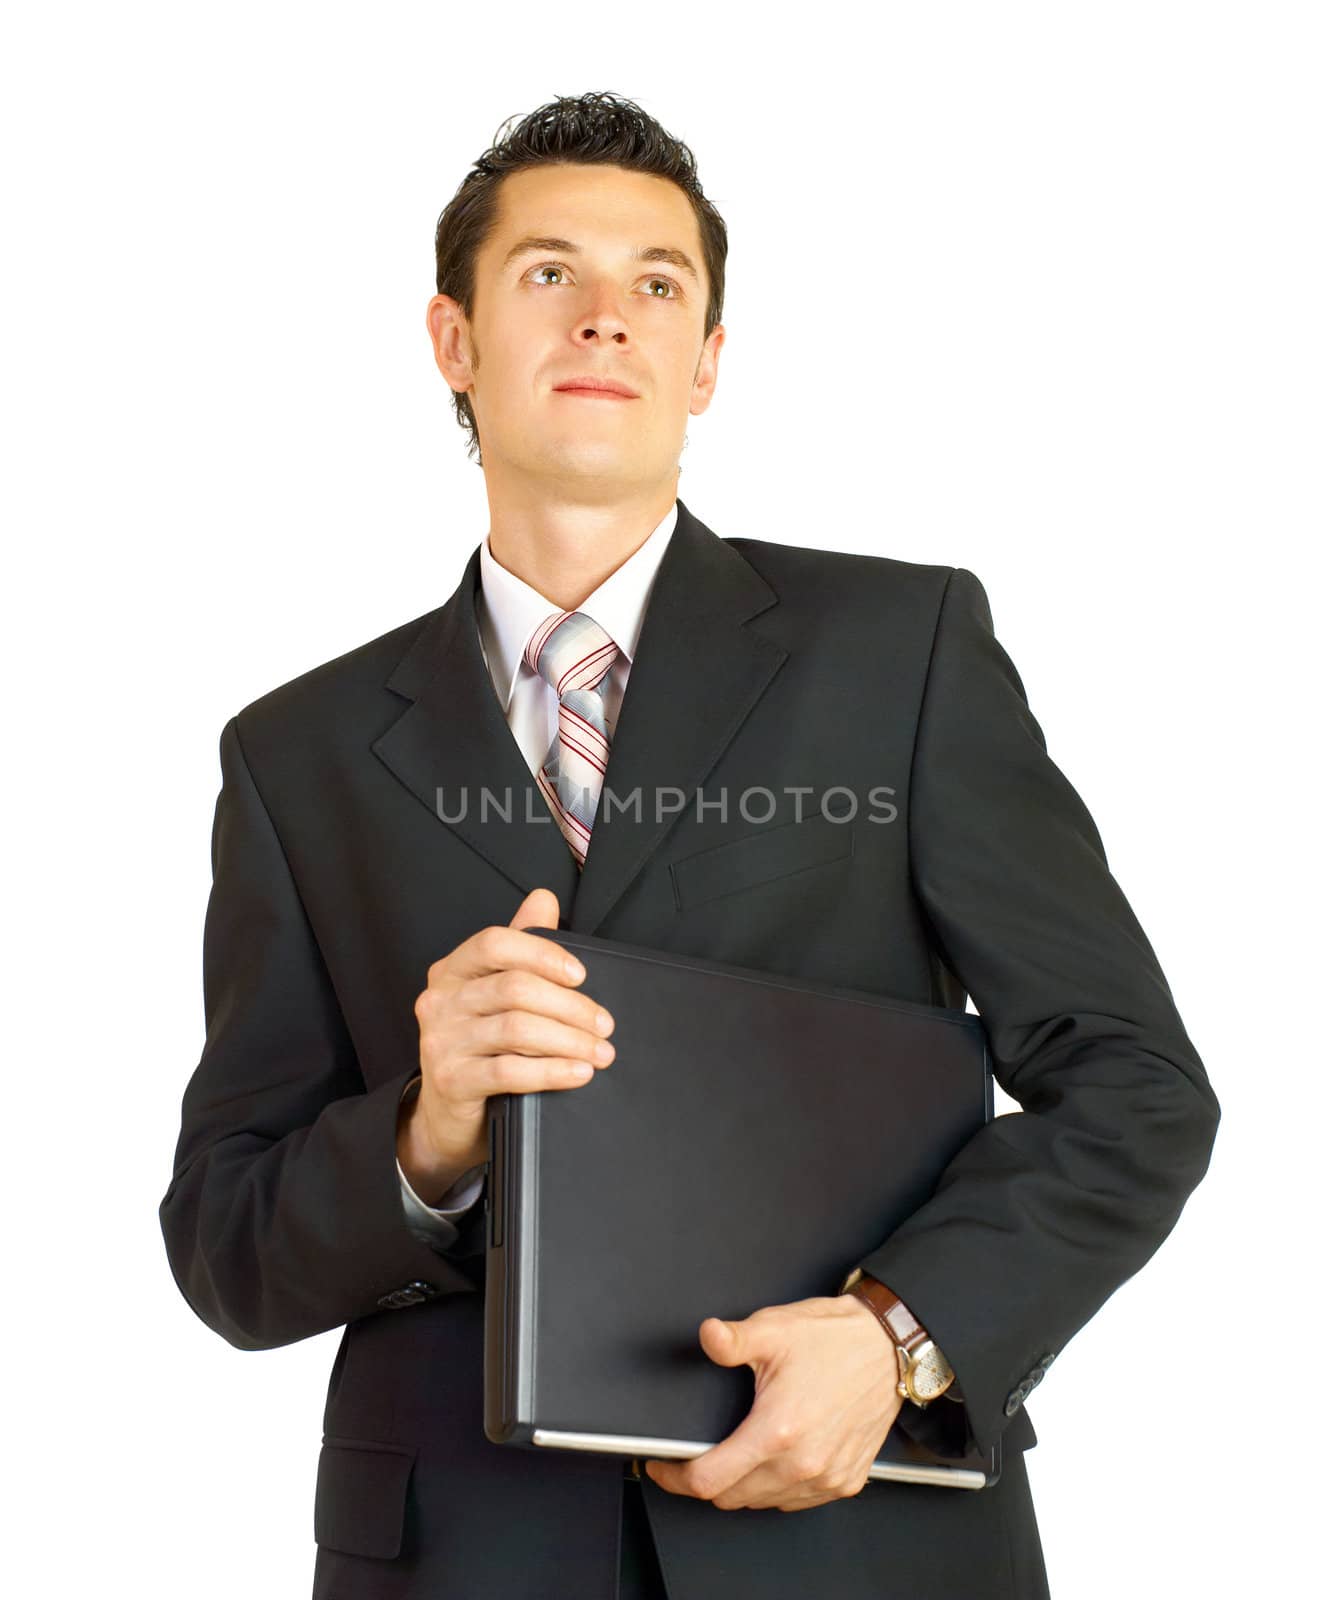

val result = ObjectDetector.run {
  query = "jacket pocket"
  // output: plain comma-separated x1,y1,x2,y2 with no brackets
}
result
670,810,854,910
314,1435,417,1559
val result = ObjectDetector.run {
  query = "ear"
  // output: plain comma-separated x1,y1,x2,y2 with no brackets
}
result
689,324,725,416
427,293,475,392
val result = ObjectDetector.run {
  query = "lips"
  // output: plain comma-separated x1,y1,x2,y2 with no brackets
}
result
553,376,639,399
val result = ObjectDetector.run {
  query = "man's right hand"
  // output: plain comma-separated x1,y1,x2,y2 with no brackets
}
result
397,888,616,1203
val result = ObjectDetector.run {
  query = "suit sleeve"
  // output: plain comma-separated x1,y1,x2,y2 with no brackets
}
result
158,715,485,1352
857,567,1220,1458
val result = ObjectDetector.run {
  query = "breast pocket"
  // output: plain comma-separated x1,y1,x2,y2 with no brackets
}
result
314,1435,417,1560
669,810,854,911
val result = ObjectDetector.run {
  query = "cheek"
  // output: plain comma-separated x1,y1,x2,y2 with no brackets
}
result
479,343,544,410
666,330,708,392
474,304,544,374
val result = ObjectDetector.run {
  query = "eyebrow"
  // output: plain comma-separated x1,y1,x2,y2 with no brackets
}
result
500,234,700,283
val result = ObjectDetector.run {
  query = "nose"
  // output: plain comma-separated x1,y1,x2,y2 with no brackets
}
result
573,283,631,345
576,320,629,345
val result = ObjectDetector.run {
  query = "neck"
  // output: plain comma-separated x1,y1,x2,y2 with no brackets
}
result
484,480,677,611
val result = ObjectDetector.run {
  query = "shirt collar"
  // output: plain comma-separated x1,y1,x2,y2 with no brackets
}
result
476,500,678,713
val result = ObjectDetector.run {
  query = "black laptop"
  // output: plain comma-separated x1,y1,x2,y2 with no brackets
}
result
483,928,1000,1490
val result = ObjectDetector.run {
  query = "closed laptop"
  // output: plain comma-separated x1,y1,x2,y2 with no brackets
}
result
484,928,1001,1490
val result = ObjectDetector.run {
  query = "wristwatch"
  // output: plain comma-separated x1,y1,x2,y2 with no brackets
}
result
838,1267,956,1407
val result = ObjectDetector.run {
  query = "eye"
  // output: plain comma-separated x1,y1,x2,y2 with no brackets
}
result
525,262,683,301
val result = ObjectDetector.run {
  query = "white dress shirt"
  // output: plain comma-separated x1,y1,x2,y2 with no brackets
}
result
397,500,680,1250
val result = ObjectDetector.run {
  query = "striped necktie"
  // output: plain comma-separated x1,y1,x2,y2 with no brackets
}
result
525,609,621,869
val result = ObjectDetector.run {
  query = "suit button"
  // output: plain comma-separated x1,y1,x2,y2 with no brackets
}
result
1004,1390,1023,1417
1039,1352,1056,1370
377,1280,439,1309
1028,1366,1045,1386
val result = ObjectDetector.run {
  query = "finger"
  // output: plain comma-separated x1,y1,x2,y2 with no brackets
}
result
698,1462,812,1512
646,1406,781,1502
697,1314,762,1369
726,1452,863,1512
644,1458,708,1499
702,1450,870,1514
471,1008,615,1073
758,1474,872,1513
507,887,560,930
449,922,587,987
469,1053,605,1094
767,1491,842,1513
462,966,613,1045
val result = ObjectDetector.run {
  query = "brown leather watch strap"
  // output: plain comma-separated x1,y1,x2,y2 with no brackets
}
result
843,1272,929,1358
841,1270,960,1407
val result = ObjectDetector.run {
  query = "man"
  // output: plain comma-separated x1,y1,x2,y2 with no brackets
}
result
159,92,1219,1599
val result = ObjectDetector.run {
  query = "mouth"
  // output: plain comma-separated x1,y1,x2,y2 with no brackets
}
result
552,378,639,400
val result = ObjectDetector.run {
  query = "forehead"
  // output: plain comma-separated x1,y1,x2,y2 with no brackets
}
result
484,163,701,263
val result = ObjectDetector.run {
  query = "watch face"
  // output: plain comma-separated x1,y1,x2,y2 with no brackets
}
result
911,1348,954,1403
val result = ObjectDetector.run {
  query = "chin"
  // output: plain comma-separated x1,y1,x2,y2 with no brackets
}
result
543,441,642,479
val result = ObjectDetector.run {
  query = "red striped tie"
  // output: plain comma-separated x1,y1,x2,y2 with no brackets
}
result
524,610,621,868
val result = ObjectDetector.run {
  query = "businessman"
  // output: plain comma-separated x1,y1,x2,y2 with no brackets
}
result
159,91,1219,1599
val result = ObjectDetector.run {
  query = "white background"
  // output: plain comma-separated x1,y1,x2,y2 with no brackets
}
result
4,3,1320,1595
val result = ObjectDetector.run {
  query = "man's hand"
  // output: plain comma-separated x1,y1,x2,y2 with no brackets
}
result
400,887,616,1201
645,1294,904,1512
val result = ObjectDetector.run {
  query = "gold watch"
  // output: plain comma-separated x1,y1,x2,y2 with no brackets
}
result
838,1267,956,1407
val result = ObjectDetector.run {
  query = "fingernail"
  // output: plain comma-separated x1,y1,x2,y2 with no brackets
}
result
564,958,585,981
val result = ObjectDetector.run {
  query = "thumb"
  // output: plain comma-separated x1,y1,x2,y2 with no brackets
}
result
509,887,561,931
699,1316,747,1366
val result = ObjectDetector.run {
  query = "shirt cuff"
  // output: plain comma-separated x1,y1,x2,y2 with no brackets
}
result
396,1074,488,1247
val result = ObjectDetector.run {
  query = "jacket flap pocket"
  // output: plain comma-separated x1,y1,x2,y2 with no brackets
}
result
671,810,854,910
314,1435,417,1559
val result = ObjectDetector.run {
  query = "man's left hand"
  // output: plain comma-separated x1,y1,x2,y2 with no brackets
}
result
644,1294,904,1512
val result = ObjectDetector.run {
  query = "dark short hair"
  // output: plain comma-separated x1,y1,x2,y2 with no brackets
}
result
433,90,729,463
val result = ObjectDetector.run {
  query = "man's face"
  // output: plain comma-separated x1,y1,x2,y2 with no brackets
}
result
429,162,723,492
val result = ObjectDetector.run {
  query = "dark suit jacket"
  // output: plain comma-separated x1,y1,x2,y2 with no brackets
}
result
159,498,1219,1599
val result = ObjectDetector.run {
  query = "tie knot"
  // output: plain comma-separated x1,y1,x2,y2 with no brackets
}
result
525,610,619,700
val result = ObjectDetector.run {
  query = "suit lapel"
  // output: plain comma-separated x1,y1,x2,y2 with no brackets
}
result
371,542,583,913
372,498,788,935
568,500,787,934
